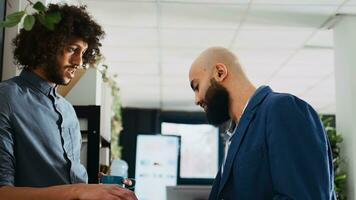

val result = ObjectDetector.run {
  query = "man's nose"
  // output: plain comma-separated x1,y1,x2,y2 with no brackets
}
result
195,95,201,106
71,54,83,67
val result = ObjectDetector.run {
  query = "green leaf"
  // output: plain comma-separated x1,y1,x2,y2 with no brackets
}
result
6,11,25,21
45,12,61,24
33,1,46,12
335,174,347,181
44,22,54,30
36,14,54,30
36,14,46,27
23,15,35,31
0,20,19,27
36,12,62,31
0,11,25,28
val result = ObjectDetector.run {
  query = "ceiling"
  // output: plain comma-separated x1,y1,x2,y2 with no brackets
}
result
62,0,356,113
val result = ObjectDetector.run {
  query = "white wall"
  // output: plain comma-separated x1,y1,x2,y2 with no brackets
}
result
65,67,102,105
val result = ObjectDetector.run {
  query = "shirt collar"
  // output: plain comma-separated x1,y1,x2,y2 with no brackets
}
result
20,68,55,96
226,85,267,137
226,121,237,138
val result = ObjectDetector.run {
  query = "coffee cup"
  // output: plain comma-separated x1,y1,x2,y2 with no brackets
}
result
100,175,135,189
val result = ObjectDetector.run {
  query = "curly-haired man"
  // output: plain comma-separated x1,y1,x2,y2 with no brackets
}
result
0,4,137,200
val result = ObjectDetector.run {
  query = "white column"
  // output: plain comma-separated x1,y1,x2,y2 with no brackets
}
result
2,0,21,80
334,15,356,200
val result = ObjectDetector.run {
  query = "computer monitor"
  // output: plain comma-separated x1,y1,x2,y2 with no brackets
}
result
161,122,220,185
166,185,211,200
135,134,180,200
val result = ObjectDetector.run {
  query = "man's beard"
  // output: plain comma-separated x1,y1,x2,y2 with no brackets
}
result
205,79,230,126
43,57,68,85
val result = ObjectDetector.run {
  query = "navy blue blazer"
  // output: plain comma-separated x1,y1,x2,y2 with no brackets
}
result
209,86,336,200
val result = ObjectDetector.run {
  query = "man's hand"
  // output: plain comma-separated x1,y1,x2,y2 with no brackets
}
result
0,183,138,200
98,172,135,189
74,183,138,200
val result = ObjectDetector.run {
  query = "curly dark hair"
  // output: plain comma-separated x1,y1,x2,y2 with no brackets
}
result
12,4,105,69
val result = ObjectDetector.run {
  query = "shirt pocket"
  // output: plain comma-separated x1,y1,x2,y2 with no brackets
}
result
68,127,82,161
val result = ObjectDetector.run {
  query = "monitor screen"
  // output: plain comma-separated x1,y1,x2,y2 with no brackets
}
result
135,134,180,200
161,122,219,182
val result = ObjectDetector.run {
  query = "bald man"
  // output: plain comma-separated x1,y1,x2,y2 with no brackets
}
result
189,47,336,200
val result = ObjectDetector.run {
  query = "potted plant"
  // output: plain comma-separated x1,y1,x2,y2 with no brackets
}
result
321,115,347,200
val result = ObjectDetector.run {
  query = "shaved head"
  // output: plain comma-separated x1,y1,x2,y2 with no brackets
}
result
188,46,254,126
188,47,243,125
189,46,244,79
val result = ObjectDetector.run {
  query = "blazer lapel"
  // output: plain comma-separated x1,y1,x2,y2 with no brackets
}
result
209,168,222,200
217,86,272,196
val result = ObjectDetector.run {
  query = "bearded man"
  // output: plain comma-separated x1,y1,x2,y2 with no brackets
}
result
189,47,336,200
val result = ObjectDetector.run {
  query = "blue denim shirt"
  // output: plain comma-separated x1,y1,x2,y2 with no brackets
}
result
0,69,88,187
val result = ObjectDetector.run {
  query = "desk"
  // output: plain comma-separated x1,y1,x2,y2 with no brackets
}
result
166,185,211,200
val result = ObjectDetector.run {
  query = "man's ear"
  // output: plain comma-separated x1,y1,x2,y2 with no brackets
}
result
213,63,228,82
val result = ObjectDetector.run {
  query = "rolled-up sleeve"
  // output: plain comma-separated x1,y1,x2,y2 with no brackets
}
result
0,94,15,186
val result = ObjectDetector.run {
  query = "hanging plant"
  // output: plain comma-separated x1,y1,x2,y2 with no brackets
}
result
90,55,123,159
1,1,61,31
